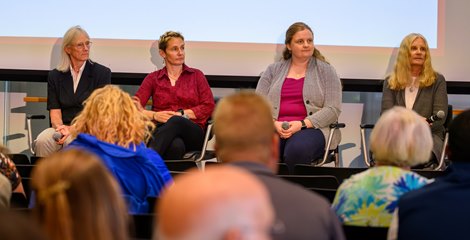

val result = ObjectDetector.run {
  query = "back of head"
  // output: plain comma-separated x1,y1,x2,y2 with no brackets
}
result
448,109,470,162
32,149,129,240
156,166,274,240
72,85,154,148
370,106,433,167
213,91,275,164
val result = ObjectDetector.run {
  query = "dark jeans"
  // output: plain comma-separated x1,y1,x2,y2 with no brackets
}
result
149,116,204,160
280,128,325,173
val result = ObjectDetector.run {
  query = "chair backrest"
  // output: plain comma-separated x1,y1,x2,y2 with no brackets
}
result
146,196,159,214
10,192,28,209
444,104,453,129
413,169,446,179
15,164,35,179
342,225,389,240
277,163,290,175
10,154,30,165
279,175,340,189
164,160,198,172
293,164,367,183
130,213,155,240
308,187,337,203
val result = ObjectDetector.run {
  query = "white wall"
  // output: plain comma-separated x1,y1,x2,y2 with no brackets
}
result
2,1,470,82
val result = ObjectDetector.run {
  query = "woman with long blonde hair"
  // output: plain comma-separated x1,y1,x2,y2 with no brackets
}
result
32,149,129,240
382,33,448,167
69,85,172,213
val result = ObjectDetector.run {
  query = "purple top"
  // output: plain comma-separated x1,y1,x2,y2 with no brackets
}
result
278,77,307,121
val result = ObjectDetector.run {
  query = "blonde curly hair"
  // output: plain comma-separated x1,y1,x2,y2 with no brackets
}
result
71,85,154,149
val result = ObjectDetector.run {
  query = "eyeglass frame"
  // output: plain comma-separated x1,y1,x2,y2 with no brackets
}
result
69,41,92,50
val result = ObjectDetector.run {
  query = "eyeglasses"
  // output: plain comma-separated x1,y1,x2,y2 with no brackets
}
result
71,41,92,50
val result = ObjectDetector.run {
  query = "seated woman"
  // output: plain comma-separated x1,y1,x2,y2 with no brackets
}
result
256,22,341,173
134,31,215,160
32,149,129,240
382,33,448,167
68,85,172,214
34,25,111,157
332,106,433,227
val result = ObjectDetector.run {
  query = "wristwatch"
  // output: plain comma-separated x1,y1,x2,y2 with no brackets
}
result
177,109,185,116
300,119,307,130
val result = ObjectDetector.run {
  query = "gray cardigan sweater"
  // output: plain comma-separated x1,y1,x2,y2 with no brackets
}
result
256,57,342,149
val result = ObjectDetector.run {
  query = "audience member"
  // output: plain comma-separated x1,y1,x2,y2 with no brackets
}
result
69,85,172,213
155,166,275,240
34,25,111,157
256,22,342,172
332,106,432,227
0,210,48,240
382,33,448,167
0,174,11,208
0,145,25,197
32,149,129,240
213,91,345,240
135,30,215,160
390,109,470,240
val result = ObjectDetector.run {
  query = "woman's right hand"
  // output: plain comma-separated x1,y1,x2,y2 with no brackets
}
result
153,111,177,123
274,121,293,139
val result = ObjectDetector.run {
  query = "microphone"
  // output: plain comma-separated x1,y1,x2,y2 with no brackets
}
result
426,110,445,123
281,121,290,130
52,132,63,142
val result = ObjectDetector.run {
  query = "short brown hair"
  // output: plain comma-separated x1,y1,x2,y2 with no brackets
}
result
213,91,275,163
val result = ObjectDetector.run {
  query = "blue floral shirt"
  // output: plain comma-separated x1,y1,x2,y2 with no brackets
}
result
332,166,431,227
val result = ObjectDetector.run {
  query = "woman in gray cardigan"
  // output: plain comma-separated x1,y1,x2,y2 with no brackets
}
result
382,33,448,167
256,22,342,173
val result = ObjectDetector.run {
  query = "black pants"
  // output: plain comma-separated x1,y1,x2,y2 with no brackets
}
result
149,116,204,160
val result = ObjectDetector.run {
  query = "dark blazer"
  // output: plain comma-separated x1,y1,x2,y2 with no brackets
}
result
231,161,345,240
397,162,470,240
382,73,448,159
47,60,111,125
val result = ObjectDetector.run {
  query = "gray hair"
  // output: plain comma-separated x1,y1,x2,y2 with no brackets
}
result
370,106,433,167
56,26,90,72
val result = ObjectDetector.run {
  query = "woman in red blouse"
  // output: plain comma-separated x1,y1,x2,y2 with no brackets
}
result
135,31,215,160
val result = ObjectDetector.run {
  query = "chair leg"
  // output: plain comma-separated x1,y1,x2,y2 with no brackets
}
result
334,150,340,167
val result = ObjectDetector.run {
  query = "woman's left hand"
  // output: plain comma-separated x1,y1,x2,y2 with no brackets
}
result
288,120,303,134
56,125,71,145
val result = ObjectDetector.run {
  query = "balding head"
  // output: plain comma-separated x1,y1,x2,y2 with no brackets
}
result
156,166,274,240
213,91,278,168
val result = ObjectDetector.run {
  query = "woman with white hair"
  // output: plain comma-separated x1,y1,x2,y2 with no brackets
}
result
332,106,433,227
34,25,111,157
